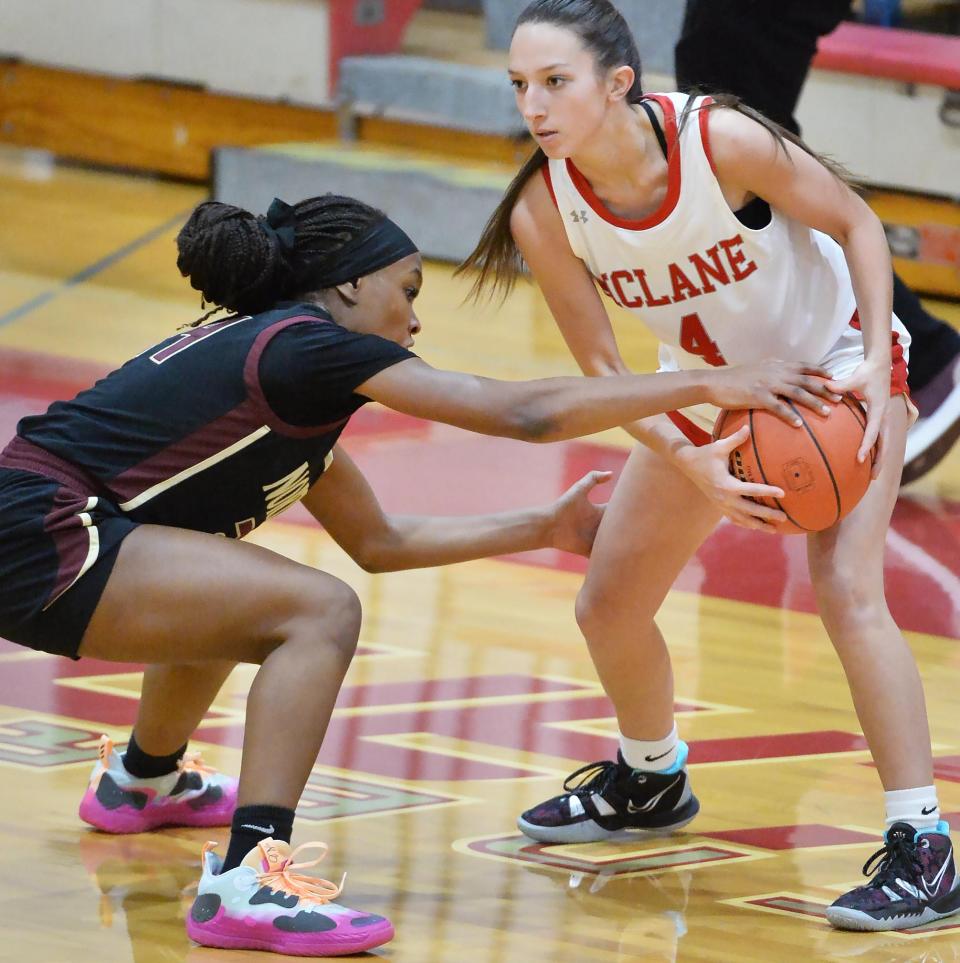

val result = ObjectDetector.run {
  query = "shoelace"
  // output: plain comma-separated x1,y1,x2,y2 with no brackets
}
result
258,841,346,906
860,835,923,888
89,735,114,792
178,750,218,776
562,759,621,795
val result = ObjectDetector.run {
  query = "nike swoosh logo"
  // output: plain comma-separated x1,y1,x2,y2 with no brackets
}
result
241,823,275,834
644,749,672,763
922,806,937,815
921,850,953,898
626,775,682,813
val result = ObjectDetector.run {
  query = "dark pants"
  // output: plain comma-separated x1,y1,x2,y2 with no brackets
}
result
674,0,960,389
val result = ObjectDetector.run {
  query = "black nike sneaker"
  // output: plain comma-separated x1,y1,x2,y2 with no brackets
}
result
827,820,960,931
517,743,699,844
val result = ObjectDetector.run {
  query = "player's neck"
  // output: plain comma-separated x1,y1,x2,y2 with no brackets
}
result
568,104,666,218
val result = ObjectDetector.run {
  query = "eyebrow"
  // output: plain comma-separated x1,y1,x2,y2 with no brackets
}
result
507,62,572,75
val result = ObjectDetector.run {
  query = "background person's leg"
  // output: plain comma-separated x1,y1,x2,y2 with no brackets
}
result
675,0,849,135
895,279,960,482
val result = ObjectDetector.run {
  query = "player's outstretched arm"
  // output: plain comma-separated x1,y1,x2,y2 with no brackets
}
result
357,357,838,443
302,447,611,572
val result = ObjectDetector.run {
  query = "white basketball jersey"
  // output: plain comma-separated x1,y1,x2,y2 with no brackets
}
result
544,92,909,430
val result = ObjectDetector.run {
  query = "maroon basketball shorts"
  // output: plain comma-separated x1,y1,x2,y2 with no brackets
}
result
0,454,137,659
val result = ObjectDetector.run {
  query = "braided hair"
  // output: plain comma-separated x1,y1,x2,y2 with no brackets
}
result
176,195,385,325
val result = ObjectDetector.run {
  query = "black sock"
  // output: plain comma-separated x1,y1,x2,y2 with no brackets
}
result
121,732,187,779
222,804,296,873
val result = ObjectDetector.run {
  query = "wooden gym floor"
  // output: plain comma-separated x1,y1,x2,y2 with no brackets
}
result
2,146,960,963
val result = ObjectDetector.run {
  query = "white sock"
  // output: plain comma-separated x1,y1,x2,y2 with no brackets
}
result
619,723,679,772
884,785,939,832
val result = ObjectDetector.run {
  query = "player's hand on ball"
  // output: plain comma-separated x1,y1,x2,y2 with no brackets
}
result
826,359,888,478
549,470,612,556
676,427,786,532
705,361,841,426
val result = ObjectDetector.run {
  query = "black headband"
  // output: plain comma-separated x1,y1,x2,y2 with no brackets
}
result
315,216,419,288
260,197,419,289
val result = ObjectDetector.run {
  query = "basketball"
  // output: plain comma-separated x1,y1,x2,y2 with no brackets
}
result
713,396,874,534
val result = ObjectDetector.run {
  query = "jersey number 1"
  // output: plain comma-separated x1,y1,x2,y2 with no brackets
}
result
679,312,727,367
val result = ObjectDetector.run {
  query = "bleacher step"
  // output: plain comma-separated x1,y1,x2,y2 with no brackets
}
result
214,140,518,263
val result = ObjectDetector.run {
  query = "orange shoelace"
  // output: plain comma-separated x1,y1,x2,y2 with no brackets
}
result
178,750,218,777
88,737,220,795
89,735,114,791
257,842,346,906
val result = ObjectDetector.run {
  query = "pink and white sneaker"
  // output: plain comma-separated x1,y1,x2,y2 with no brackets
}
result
186,838,394,956
79,735,237,833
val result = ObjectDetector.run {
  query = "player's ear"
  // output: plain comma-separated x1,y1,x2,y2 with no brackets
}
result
608,65,634,103
332,278,361,307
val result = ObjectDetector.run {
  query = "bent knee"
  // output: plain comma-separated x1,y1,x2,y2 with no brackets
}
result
574,586,603,638
319,579,363,652
285,575,362,659
575,584,653,640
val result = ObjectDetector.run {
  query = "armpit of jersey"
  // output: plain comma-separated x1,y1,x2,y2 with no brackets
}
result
256,318,415,428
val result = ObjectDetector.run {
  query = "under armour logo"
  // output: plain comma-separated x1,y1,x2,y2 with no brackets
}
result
570,209,589,223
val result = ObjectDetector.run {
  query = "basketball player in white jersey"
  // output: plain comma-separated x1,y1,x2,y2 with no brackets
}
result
459,0,960,933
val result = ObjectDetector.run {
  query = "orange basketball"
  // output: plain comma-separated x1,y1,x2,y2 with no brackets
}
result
713,396,873,534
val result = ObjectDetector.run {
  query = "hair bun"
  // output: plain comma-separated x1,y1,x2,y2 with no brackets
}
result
176,201,290,314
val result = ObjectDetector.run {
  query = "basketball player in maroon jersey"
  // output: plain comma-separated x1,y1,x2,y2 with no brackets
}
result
0,193,827,955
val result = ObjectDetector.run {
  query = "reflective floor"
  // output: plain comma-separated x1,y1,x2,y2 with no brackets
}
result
2,147,960,962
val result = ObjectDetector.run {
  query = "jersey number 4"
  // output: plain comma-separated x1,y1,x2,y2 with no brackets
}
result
679,312,727,367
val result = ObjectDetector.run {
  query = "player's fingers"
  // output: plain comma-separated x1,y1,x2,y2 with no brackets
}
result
571,470,613,493
858,415,882,464
737,498,786,523
798,375,843,401
825,377,853,396
799,363,833,380
715,424,751,452
759,395,803,427
732,482,785,500
728,510,777,532
787,385,832,415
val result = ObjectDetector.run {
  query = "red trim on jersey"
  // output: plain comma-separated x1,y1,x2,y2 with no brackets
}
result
849,310,911,399
699,96,717,177
564,95,681,231
541,163,558,209
890,331,909,397
667,410,712,446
